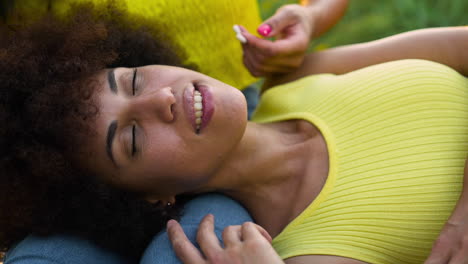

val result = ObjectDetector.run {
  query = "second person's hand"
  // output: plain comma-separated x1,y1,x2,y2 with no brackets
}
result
237,4,314,77
167,214,284,264
425,159,468,264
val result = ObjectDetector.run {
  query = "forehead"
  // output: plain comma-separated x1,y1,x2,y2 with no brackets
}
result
74,69,119,178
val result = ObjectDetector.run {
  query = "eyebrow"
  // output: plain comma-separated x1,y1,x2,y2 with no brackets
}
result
106,120,118,167
107,68,117,94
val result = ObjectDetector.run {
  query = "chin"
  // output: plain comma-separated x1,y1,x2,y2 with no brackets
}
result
231,88,248,117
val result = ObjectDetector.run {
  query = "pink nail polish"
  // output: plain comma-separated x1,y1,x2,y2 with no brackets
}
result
257,24,272,37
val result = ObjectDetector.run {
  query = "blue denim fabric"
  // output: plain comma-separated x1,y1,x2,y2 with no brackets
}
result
4,194,251,264
140,194,253,264
242,85,260,120
4,234,133,264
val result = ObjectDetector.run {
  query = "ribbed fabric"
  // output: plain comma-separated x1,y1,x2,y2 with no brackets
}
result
10,0,261,89
251,60,468,264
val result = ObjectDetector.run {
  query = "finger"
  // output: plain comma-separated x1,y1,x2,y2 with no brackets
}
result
272,29,310,54
257,225,273,243
243,41,299,76
241,222,273,243
424,235,453,264
263,53,306,71
245,48,268,74
448,249,468,264
260,4,302,37
447,159,468,224
243,58,262,77
255,63,296,75
167,219,205,263
425,254,451,264
244,55,273,77
244,53,291,77
242,48,264,77
444,159,468,264
222,225,242,246
238,25,278,55
241,33,277,71
196,214,223,259
240,25,307,62
249,52,300,75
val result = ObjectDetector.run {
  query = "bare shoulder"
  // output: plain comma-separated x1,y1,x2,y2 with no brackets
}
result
285,255,369,264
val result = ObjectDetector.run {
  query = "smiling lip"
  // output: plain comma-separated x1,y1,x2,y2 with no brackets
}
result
197,84,214,132
183,84,214,133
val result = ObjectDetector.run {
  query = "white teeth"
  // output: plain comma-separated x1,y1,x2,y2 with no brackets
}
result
193,89,203,132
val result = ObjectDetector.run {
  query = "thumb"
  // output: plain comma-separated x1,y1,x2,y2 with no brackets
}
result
258,7,296,37
242,222,273,243
256,224,273,243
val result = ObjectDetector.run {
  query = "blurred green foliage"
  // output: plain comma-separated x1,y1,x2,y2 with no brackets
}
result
258,0,468,49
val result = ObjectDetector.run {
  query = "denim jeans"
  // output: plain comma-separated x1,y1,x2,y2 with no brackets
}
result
4,194,252,264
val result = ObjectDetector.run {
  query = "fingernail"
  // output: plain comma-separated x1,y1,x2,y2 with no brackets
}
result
257,24,271,37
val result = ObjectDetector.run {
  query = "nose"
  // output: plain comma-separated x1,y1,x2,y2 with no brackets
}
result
132,86,175,123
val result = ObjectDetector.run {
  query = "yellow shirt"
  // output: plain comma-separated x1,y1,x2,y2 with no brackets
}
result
252,60,468,264
8,0,261,89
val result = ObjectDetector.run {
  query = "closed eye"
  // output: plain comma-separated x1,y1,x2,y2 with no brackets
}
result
132,68,138,95
131,125,137,156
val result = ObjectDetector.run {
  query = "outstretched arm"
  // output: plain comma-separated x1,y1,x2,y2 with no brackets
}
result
299,0,349,39
265,26,468,89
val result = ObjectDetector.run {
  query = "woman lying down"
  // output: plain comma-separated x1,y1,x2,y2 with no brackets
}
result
1,3,467,264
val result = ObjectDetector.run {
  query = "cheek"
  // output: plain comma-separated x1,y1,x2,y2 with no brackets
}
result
214,89,247,139
223,88,247,118
142,134,215,186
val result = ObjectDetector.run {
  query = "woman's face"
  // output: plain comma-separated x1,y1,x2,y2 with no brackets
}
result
80,65,247,198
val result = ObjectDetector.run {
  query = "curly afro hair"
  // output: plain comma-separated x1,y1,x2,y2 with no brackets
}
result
0,1,193,260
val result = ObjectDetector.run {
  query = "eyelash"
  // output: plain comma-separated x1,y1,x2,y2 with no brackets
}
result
131,125,137,156
131,68,138,156
132,68,138,95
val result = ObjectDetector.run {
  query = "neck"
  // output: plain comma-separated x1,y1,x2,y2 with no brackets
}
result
197,121,328,237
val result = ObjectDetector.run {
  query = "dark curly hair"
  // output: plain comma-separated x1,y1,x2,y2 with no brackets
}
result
0,1,193,260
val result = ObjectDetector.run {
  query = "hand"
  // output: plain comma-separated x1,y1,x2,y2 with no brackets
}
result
238,4,314,77
167,214,284,264
425,159,468,264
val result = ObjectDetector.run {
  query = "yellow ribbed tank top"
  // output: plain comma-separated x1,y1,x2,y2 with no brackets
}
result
251,60,468,264
8,0,260,89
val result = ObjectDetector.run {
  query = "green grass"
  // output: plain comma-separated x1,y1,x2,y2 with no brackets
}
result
258,0,468,49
